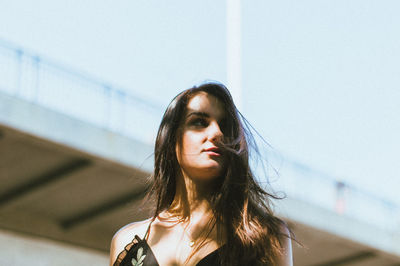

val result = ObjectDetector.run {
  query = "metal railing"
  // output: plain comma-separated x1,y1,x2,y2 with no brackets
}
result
278,155,400,232
0,38,399,234
0,38,163,143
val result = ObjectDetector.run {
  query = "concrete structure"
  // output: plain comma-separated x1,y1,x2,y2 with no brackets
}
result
0,229,108,266
1,40,400,265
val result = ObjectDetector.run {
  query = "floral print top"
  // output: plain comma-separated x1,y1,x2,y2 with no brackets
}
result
113,234,223,266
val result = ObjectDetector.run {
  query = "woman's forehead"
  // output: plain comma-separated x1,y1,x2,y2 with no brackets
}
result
186,92,226,120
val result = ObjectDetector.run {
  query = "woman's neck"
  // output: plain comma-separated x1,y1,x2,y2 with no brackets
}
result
168,172,214,219
160,173,225,248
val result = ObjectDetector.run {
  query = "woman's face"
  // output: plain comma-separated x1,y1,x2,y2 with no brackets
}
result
176,92,227,181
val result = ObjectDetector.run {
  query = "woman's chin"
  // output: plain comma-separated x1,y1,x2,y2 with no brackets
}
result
200,165,224,179
185,167,220,181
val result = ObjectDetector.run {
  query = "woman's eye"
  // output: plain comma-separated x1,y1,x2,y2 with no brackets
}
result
190,118,208,127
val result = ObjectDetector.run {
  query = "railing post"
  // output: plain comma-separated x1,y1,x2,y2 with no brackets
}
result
33,55,40,103
117,90,126,133
104,85,111,129
335,181,347,214
15,49,23,96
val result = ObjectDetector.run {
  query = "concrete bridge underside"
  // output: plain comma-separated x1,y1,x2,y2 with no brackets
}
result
1,92,399,266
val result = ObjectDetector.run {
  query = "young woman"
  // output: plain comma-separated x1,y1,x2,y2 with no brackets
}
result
110,82,293,265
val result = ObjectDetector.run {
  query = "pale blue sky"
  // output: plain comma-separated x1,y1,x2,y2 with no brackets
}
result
0,0,399,204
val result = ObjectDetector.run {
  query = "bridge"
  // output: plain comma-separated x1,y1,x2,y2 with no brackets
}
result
1,39,399,265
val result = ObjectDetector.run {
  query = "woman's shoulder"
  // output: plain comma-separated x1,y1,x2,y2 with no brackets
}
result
272,220,293,266
254,208,293,265
114,218,152,240
109,218,152,266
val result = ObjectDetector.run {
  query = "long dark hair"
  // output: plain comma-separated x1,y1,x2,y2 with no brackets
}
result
147,82,288,265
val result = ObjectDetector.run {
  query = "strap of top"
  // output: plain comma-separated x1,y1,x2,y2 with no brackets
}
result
144,217,155,240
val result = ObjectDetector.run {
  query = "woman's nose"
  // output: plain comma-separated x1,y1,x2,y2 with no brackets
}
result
208,121,223,142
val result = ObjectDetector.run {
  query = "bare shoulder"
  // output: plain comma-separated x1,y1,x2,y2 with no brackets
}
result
255,208,293,265
109,218,152,266
276,222,293,266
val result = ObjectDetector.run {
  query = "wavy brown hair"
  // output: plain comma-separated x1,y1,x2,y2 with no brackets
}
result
147,82,289,265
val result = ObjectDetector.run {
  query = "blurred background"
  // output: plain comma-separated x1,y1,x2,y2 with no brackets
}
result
0,1,399,265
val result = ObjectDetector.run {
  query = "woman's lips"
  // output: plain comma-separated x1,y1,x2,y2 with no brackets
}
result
203,147,221,156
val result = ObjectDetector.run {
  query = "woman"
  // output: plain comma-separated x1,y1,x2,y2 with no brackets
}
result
110,82,293,265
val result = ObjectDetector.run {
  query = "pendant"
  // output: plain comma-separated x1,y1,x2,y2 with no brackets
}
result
189,241,195,247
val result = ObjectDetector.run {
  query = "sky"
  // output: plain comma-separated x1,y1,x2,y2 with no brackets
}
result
0,0,399,205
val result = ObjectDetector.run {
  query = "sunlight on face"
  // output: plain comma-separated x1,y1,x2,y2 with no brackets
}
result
176,92,226,180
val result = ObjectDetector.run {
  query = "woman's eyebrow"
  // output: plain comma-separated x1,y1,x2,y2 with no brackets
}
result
186,112,210,119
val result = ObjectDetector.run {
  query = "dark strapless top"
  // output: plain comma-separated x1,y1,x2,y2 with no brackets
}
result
113,221,223,266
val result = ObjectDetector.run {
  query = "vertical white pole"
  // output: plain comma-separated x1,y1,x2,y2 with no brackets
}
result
226,0,242,110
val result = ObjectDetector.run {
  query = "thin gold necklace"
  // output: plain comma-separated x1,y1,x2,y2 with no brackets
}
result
180,222,196,247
